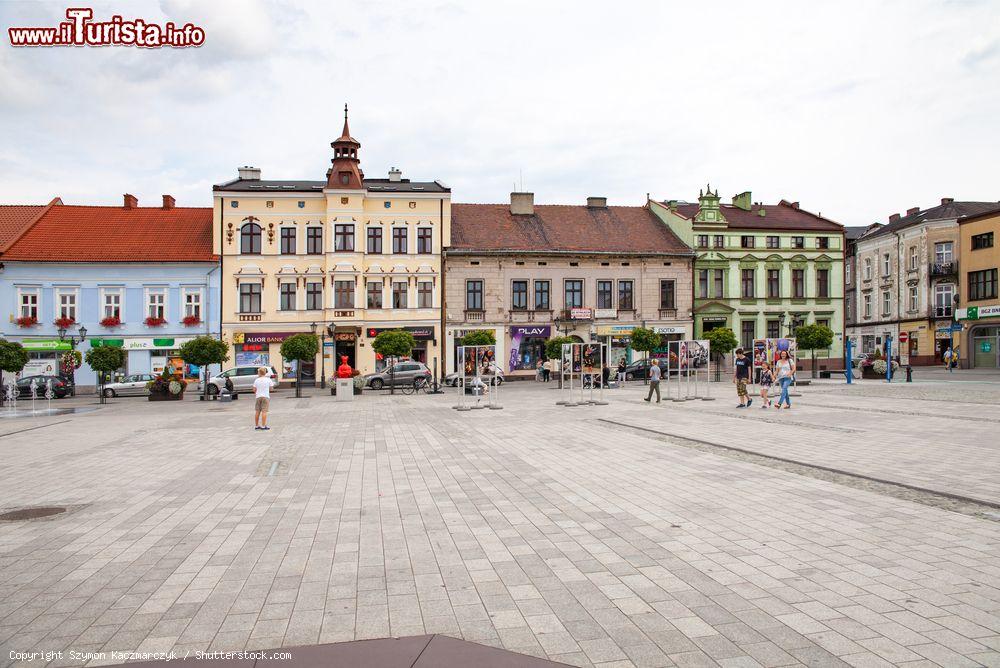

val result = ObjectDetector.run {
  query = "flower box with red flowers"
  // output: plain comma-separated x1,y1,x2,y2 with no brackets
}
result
144,316,167,327
15,315,38,328
54,316,76,329
100,315,122,328
182,315,202,327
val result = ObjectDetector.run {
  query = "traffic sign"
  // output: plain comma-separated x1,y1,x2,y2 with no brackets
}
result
898,332,909,343
950,322,964,332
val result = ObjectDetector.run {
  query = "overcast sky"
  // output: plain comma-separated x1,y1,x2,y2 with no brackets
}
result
1,0,998,225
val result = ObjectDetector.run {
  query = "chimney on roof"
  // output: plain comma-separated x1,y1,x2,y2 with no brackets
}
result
238,166,261,181
586,196,607,208
889,213,901,222
388,167,402,182
666,200,679,212
162,195,175,210
123,193,137,209
941,197,954,205
907,206,920,216
757,206,766,217
510,192,534,216
732,191,752,211
791,201,800,209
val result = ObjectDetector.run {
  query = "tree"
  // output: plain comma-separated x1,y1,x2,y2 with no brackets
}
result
794,323,834,378
628,328,661,384
86,346,126,404
178,336,230,401
0,340,29,403
544,336,576,388
280,333,320,398
460,330,496,346
704,327,738,380
372,330,415,394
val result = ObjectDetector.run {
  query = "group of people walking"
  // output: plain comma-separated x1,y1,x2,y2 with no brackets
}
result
734,348,795,409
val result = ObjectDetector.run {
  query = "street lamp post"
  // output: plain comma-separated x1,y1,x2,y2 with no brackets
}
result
57,324,88,397
310,321,320,388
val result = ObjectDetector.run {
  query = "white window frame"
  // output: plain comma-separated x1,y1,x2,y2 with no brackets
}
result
101,287,124,320
882,290,891,316
935,241,953,265
908,285,918,312
391,280,409,309
863,293,872,319
333,280,355,309
417,280,434,309
145,287,167,320
17,287,39,319
882,253,891,277
909,246,918,271
845,260,851,285
863,258,872,281
182,287,203,319
55,287,79,321
278,280,297,312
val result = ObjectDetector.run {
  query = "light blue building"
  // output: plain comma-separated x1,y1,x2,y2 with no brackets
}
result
0,196,220,389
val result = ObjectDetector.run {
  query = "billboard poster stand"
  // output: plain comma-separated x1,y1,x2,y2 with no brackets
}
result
560,342,608,407
670,341,688,402
453,345,501,411
559,343,578,406
752,337,798,398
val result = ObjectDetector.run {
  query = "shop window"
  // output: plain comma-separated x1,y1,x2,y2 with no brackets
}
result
366,281,382,309
534,280,550,310
240,223,261,254
392,281,408,308
817,268,829,298
306,227,323,254
417,228,432,254
466,280,483,310
392,227,408,254
511,280,528,310
618,280,634,310
146,289,166,319
767,269,780,298
367,227,383,254
596,280,613,309
564,280,583,309
18,288,39,319
334,280,354,308
334,224,355,251
279,283,296,311
306,282,323,310
417,281,433,308
660,280,676,309
280,227,296,254
239,283,262,313
740,269,755,299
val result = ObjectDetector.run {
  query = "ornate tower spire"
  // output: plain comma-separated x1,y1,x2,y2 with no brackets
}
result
326,103,363,189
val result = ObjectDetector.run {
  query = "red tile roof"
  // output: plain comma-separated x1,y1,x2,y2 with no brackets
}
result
1,203,216,262
0,199,59,251
669,200,844,232
451,203,693,254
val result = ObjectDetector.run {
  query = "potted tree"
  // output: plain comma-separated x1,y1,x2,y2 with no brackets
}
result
544,336,575,388
0,339,29,405
85,346,126,404
629,327,661,384
372,330,415,395
794,323,834,378
280,333,319,398
178,336,230,402
704,327,738,382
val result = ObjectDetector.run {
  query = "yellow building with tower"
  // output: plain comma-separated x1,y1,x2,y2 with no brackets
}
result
213,106,451,385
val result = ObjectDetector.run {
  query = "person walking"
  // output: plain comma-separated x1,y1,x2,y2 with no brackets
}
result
643,358,661,403
943,346,953,371
758,361,774,408
774,349,795,409
616,358,627,388
733,348,752,408
253,367,275,430
542,358,551,382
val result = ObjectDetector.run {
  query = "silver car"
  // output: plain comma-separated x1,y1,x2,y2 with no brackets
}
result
363,361,431,390
102,373,156,398
199,366,278,396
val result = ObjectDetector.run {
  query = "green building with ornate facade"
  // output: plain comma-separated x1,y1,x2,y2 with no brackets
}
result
650,187,845,369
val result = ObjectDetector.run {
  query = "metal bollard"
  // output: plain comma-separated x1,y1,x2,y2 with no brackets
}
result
906,365,913,383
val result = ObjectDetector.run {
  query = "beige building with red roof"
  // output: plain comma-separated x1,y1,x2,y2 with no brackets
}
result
650,187,845,371
446,193,695,377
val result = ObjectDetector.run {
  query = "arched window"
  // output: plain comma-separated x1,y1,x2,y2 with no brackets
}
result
241,223,262,254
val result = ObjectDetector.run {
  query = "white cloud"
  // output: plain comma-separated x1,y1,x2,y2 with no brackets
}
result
0,0,998,224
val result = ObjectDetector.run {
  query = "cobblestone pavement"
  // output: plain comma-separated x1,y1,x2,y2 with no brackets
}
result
1,380,999,667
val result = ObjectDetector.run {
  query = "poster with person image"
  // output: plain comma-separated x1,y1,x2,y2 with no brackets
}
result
686,340,709,369
581,344,599,374
752,338,797,383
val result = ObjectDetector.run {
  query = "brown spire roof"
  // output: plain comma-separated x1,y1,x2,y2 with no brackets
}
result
336,103,359,146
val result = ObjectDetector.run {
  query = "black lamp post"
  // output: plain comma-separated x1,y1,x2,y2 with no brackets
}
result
310,321,319,388
57,324,87,397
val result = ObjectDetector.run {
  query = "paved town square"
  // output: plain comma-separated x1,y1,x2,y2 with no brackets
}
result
2,376,1000,668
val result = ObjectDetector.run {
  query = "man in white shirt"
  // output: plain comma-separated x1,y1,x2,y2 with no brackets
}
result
253,367,275,431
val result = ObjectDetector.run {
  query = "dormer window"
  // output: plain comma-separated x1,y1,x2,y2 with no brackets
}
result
339,173,349,185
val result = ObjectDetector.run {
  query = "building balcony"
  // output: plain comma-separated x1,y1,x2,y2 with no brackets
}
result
508,309,552,323
930,305,953,319
464,309,485,323
238,313,262,322
659,308,678,319
930,262,956,277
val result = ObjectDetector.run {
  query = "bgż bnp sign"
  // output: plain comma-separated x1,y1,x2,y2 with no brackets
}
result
956,304,1000,320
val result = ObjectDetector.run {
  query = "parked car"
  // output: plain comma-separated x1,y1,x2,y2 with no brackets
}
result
15,375,69,399
445,363,505,387
101,373,156,398
623,359,654,380
364,361,432,390
199,366,278,396
850,353,872,368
